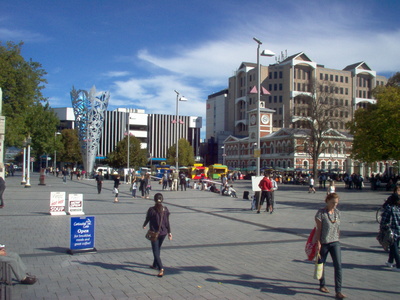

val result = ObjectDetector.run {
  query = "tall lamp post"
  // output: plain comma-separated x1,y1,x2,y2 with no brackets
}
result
54,132,61,171
253,37,275,177
25,135,32,188
174,90,188,170
21,138,27,185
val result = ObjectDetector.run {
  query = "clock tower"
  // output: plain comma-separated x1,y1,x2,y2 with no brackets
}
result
248,108,275,143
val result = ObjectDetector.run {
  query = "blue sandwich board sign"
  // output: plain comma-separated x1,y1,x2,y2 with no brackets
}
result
68,216,96,254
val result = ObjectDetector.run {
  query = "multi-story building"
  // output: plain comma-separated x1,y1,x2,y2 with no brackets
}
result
53,107,202,164
208,52,389,176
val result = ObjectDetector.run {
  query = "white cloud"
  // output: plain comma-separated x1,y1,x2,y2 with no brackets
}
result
102,71,131,78
0,27,48,42
110,75,205,118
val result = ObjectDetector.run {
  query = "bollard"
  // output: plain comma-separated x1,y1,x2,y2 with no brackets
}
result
243,191,249,200
39,168,46,185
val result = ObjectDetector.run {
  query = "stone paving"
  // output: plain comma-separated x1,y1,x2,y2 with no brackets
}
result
1,172,399,299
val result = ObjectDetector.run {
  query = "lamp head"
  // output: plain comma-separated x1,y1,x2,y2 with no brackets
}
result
253,37,262,45
179,96,188,101
261,49,275,57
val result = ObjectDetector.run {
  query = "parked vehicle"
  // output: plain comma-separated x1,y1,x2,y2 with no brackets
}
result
208,164,228,180
188,164,209,180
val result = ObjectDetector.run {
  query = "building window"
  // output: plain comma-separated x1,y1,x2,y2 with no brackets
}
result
340,76,343,82
274,96,277,103
330,75,333,81
345,88,348,95
269,84,272,91
325,74,328,81
345,77,349,83
279,83,283,90
274,84,277,91
335,75,338,82
279,96,283,103
274,72,278,79
320,73,323,80
279,71,283,78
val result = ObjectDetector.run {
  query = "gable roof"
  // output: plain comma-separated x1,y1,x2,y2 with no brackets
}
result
343,61,372,71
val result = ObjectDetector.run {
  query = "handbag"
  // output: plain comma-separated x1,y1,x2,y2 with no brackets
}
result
377,224,394,251
145,209,165,242
313,254,323,280
145,230,160,242
305,227,317,261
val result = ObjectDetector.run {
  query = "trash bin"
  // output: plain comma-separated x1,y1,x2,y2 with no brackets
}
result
243,191,249,200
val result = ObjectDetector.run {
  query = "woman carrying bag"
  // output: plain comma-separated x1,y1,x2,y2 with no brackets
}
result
380,185,400,271
314,192,346,299
143,193,172,277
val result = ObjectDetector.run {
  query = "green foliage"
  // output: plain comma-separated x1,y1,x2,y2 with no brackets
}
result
349,85,400,162
106,136,147,168
0,41,59,152
58,129,82,165
166,138,195,166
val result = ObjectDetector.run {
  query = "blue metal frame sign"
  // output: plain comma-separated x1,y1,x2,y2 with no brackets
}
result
70,216,95,251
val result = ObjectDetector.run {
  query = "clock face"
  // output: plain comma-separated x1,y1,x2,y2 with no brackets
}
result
250,114,256,125
261,114,270,124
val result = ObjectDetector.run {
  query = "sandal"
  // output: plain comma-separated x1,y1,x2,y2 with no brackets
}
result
157,269,164,277
319,286,330,293
335,292,346,299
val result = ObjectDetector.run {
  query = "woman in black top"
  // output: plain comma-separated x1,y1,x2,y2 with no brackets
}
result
143,193,172,277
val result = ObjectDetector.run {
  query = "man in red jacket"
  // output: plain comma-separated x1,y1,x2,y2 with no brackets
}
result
257,172,273,214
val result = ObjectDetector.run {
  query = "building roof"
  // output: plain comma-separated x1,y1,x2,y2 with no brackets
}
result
343,61,372,71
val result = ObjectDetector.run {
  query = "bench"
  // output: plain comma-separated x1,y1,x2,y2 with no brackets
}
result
0,261,12,300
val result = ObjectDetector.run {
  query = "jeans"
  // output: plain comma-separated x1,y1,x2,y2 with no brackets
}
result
388,237,400,268
319,241,342,293
151,235,166,270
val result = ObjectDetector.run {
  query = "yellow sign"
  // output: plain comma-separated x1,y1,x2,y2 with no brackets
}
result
254,149,261,158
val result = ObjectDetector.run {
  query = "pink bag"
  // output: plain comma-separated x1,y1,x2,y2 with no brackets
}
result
305,227,317,261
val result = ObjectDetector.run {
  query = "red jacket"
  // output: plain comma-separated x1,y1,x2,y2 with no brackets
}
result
258,177,272,191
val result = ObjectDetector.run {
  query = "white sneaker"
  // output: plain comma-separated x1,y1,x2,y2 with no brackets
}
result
392,268,400,272
386,262,395,268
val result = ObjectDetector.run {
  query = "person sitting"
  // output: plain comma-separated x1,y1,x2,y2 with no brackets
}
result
0,244,37,284
210,184,220,193
228,185,237,198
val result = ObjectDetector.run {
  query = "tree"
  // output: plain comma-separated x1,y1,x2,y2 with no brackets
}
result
293,79,342,179
166,138,195,166
348,84,400,162
106,136,147,169
0,41,57,149
58,129,82,166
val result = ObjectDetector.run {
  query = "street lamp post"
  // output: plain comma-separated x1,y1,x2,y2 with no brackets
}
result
174,90,188,170
25,135,32,188
21,139,27,185
253,37,275,177
54,132,61,171
221,146,226,165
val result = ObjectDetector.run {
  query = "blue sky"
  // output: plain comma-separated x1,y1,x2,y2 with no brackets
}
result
1,0,399,134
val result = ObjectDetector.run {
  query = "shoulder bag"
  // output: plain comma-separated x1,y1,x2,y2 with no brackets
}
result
145,209,165,242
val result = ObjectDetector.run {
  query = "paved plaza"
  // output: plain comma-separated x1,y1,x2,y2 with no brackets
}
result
1,172,399,299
